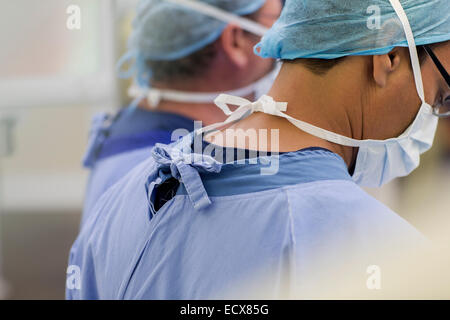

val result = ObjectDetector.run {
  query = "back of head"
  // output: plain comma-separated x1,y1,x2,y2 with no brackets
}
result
123,0,267,86
251,0,450,188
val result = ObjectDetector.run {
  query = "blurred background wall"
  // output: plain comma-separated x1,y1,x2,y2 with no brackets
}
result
0,0,448,300
0,0,137,299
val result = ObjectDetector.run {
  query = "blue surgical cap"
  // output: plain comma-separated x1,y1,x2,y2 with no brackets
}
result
256,0,450,60
120,0,266,86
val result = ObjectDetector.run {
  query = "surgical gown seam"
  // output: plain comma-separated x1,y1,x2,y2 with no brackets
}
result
118,199,178,298
168,179,355,205
283,188,297,297
206,179,356,200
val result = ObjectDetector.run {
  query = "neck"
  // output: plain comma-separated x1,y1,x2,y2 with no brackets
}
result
215,60,368,168
273,61,366,167
138,100,226,126
136,63,259,126
138,92,255,126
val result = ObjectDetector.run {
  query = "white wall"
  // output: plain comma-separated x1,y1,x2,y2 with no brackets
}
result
0,0,120,212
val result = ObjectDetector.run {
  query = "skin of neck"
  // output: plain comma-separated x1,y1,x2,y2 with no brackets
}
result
138,46,273,126
208,56,374,168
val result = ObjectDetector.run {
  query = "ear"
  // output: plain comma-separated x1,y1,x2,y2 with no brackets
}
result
219,23,251,69
372,48,402,88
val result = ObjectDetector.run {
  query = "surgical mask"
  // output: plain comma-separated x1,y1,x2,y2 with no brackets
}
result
128,64,281,108
196,0,439,188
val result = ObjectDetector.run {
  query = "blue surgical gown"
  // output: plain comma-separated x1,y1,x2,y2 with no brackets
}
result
81,106,194,226
67,134,426,299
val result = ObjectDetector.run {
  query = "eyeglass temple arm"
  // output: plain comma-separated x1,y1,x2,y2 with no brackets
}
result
423,45,450,87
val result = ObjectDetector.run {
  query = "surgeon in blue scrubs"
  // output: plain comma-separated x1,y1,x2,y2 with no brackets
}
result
67,0,450,299
81,0,282,224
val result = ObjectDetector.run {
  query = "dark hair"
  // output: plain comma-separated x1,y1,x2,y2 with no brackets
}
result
285,46,428,76
146,42,218,83
146,10,261,84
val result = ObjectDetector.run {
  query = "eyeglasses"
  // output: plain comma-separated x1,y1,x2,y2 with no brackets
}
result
423,45,450,118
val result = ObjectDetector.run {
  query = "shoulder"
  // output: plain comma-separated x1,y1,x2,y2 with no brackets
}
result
283,179,426,244
284,179,405,219
83,155,159,228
